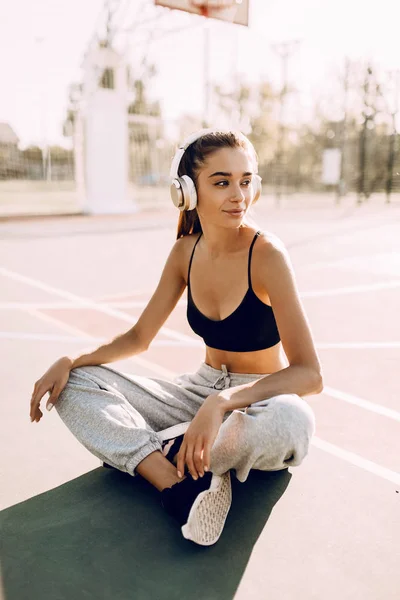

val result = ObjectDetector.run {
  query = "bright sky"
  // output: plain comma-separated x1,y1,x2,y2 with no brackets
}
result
0,0,399,147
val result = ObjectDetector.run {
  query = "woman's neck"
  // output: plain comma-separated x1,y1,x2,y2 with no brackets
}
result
198,224,248,259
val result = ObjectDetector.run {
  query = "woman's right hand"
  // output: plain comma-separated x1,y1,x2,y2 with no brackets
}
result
30,356,73,423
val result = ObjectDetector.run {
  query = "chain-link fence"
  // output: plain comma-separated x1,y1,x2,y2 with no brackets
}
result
1,111,399,217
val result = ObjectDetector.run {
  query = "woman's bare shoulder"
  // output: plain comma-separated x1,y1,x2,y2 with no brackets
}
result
174,232,202,254
256,229,287,257
173,233,202,278
249,230,289,296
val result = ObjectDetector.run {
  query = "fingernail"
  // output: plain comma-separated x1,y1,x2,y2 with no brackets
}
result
47,403,54,412
192,475,198,481
204,466,209,472
177,471,182,478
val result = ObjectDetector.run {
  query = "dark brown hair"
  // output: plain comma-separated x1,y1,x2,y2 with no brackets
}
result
175,131,257,239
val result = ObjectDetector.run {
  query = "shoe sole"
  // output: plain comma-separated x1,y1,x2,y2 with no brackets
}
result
181,471,232,546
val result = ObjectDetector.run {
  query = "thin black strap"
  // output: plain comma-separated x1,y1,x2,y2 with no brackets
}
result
187,232,202,287
248,230,262,289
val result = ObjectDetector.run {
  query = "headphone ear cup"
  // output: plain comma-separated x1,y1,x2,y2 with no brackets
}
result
252,174,262,204
170,178,184,210
182,175,197,211
170,175,197,211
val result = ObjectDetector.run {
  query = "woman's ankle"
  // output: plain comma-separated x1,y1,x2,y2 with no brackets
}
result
136,450,184,491
160,473,185,491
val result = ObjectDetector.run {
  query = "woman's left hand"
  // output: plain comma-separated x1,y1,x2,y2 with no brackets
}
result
176,395,225,480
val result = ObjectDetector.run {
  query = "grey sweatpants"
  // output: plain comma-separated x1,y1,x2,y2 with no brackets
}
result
56,362,315,482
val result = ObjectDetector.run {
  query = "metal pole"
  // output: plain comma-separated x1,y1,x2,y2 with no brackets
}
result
271,40,300,206
385,70,400,204
47,148,52,182
34,36,47,181
232,26,240,129
203,18,211,127
276,54,287,205
337,57,350,203
358,65,373,204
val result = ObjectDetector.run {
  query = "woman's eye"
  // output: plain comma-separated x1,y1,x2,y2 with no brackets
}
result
215,180,251,187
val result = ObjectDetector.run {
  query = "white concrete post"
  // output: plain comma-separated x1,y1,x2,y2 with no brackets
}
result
80,43,133,214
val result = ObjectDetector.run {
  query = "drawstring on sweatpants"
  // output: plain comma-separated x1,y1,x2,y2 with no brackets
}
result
212,364,231,390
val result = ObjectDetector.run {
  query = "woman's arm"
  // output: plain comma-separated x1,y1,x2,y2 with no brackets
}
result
66,237,187,369
210,237,323,413
30,238,188,422
69,329,146,369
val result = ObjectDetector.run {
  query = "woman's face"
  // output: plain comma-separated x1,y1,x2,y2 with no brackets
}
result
195,146,256,228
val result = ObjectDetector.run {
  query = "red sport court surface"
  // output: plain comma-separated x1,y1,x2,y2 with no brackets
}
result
1,197,399,599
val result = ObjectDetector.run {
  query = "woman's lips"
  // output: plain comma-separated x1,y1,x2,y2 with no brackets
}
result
224,209,245,216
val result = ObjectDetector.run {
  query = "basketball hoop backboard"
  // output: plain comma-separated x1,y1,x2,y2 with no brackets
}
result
154,0,249,27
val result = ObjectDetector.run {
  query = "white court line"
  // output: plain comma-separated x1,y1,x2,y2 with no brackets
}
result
2,332,399,352
103,279,399,301
303,253,400,273
0,332,99,343
5,326,399,422
93,289,152,301
25,309,94,340
2,279,399,311
7,329,399,423
312,437,400,486
146,340,400,350
8,313,176,383
0,332,200,346
0,301,175,310
0,267,194,345
301,280,400,298
0,302,73,310
316,342,400,349
2,265,400,485
322,386,400,422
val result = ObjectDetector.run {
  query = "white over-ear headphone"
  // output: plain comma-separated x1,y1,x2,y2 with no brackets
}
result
169,129,262,212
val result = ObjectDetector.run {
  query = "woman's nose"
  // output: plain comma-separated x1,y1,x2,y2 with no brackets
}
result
230,185,245,201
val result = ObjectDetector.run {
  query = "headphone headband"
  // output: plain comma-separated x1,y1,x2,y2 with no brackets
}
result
169,128,215,179
170,129,258,180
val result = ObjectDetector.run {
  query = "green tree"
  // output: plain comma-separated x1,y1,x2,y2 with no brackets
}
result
213,80,279,184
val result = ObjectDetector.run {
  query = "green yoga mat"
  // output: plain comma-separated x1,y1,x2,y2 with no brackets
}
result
1,467,291,600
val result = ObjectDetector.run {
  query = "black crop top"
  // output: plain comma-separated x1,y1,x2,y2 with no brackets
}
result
187,231,281,352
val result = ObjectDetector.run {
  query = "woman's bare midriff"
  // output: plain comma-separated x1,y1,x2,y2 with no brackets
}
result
204,342,289,375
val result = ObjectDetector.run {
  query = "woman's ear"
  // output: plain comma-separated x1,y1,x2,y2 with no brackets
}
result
251,174,262,203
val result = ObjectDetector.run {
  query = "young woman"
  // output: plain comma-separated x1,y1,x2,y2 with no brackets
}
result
29,129,322,547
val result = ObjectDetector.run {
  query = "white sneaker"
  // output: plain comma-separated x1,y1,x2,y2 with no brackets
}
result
161,470,232,546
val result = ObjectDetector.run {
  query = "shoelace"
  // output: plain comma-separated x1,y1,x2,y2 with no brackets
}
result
212,364,231,390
